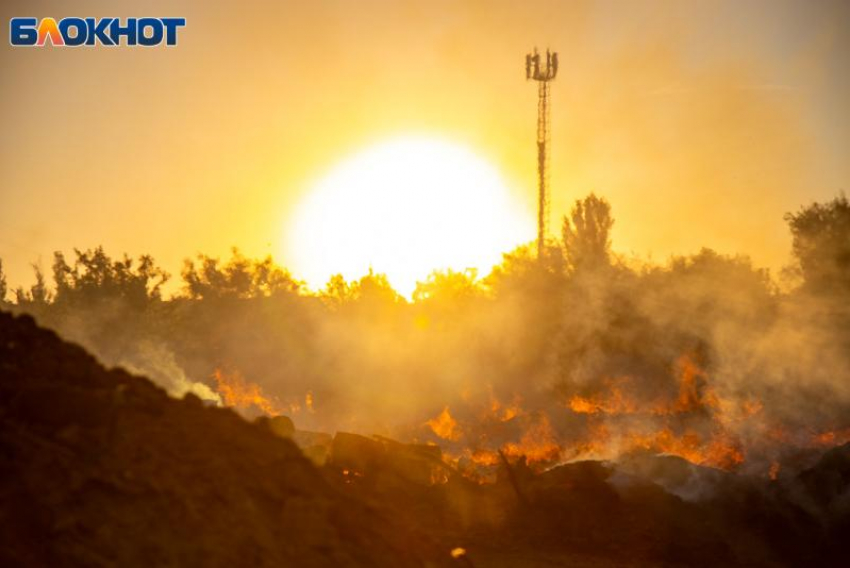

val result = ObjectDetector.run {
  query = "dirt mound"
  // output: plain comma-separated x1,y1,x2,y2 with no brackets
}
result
0,311,443,567
4,309,850,567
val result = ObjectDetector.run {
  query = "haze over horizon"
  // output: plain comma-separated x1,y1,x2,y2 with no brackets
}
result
1,0,848,291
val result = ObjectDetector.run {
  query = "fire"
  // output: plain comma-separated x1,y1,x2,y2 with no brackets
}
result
560,354,750,470
427,406,461,441
488,388,522,421
568,377,639,415
626,428,744,469
672,354,716,413
214,346,850,483
416,352,850,483
501,414,561,463
212,368,284,416
430,398,562,474
211,368,314,417
425,395,558,474
429,359,749,476
431,352,847,479
564,356,723,418
467,449,502,467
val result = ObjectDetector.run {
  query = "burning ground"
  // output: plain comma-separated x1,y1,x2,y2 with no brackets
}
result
2,193,850,565
2,310,850,567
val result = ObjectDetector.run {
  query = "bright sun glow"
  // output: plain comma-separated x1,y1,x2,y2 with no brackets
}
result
285,136,534,296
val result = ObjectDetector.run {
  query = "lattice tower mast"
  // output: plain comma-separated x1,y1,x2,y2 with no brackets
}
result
525,48,558,259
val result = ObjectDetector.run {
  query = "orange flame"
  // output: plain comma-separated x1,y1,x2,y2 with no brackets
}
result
561,354,750,470
501,414,561,463
626,428,744,469
427,406,461,441
672,354,715,413
568,377,639,415
212,368,283,416
488,388,522,421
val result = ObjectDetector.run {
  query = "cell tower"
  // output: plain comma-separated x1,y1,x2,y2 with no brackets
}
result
526,48,558,259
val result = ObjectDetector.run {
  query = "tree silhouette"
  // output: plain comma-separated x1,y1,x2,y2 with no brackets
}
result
351,269,403,306
0,259,6,304
182,248,300,300
321,274,356,308
15,264,50,306
413,269,480,303
785,194,850,295
51,247,169,309
562,193,614,273
486,242,565,298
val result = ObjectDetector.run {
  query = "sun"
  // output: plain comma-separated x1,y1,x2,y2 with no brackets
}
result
284,136,534,297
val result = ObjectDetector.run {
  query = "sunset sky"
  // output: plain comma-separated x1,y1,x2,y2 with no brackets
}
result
1,0,848,293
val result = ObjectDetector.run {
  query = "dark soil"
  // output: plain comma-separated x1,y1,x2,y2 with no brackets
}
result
0,311,444,567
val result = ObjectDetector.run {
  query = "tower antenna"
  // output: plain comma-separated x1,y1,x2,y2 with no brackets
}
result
525,47,558,259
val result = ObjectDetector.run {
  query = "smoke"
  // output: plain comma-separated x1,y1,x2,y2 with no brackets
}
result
4,193,850,492
118,340,221,404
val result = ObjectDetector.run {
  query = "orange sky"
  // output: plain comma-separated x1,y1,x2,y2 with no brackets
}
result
1,0,848,292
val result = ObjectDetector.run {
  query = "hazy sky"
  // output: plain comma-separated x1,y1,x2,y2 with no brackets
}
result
1,0,848,291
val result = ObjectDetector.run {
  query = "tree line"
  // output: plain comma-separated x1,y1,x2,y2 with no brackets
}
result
0,193,847,439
